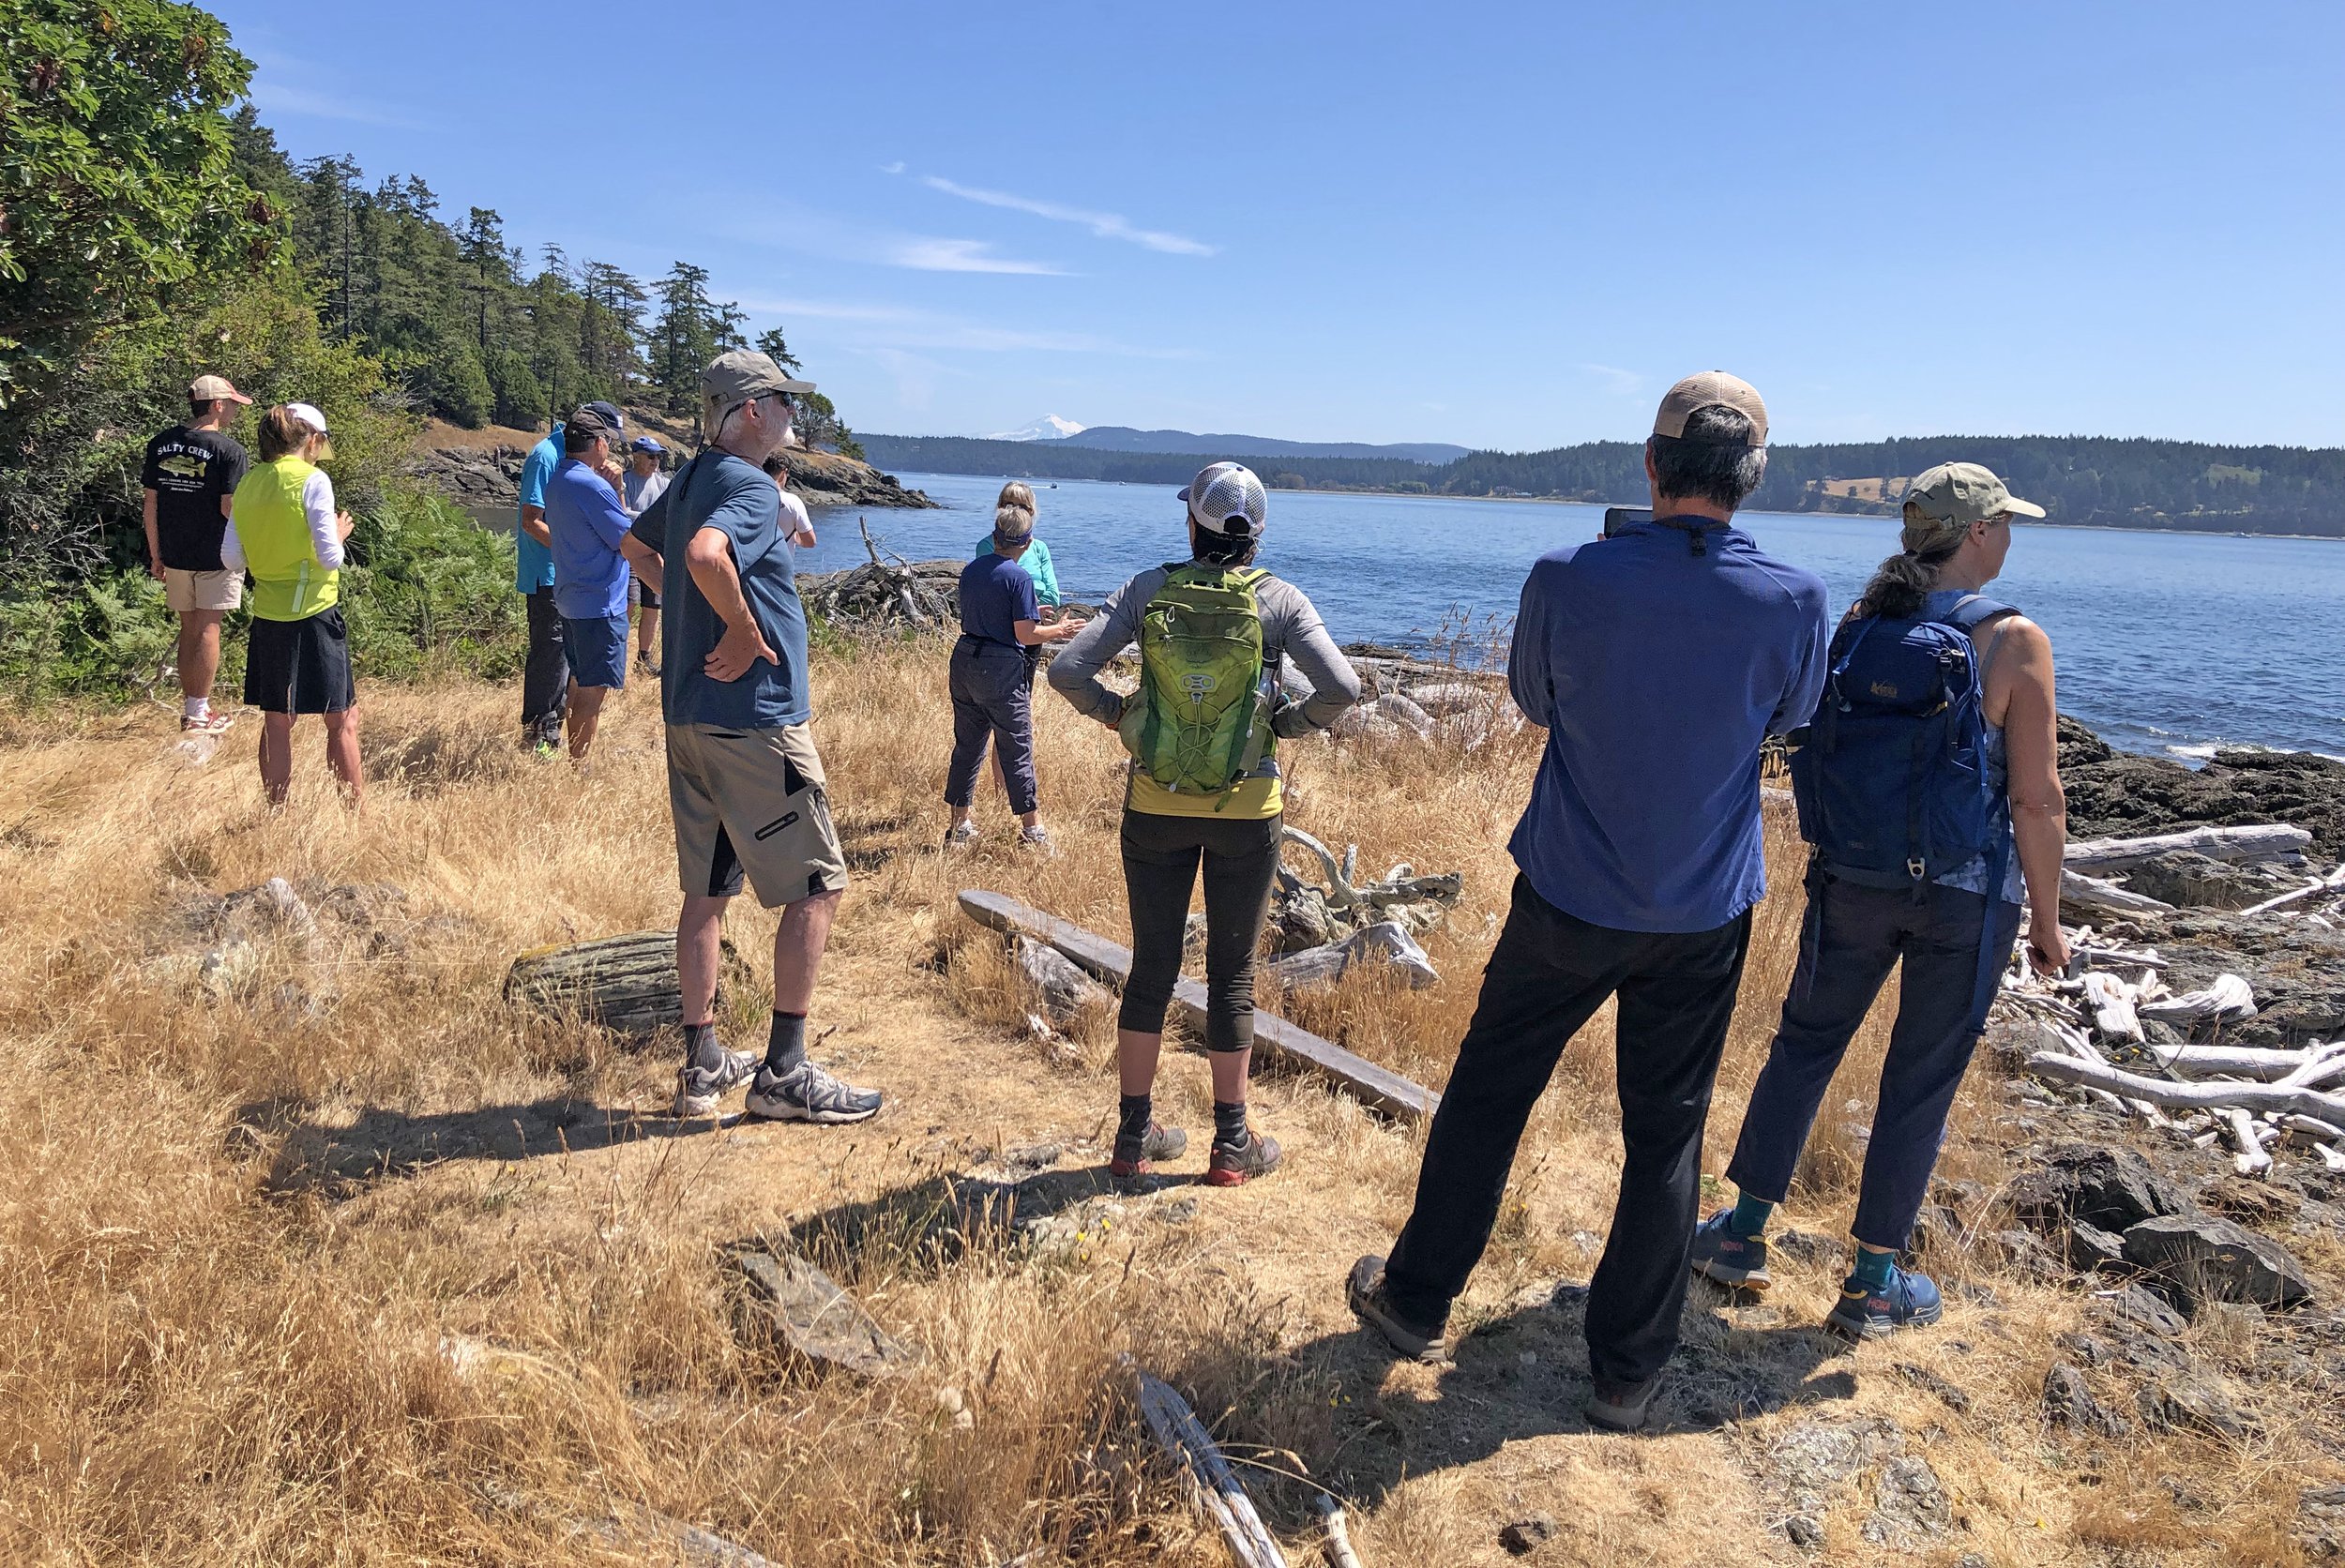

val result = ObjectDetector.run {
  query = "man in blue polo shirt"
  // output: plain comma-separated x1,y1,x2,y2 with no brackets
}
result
1349,372,1828,1432
516,399,625,755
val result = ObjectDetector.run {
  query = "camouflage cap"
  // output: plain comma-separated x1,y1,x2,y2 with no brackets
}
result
1906,461,2046,524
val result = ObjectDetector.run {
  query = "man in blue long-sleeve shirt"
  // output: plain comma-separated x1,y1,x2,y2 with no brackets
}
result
1350,372,1828,1432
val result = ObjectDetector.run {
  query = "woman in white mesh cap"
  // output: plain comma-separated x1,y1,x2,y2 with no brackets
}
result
1048,461,1362,1186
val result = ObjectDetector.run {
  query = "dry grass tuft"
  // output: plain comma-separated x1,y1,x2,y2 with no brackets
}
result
0,635,2336,1564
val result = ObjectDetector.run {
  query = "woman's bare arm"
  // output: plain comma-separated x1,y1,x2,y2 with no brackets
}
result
1990,615,2069,972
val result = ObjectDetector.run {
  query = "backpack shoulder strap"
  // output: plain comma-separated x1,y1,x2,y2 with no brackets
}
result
1940,594,2017,632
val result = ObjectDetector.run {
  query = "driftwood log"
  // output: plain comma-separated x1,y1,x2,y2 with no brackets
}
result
1132,1364,1289,1568
2026,1051,2345,1124
2061,867,2177,918
502,930,751,1038
725,1246,921,1380
2065,823,2311,875
960,889,1438,1121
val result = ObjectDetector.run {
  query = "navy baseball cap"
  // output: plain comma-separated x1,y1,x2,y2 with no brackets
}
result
583,400,624,431
630,435,664,455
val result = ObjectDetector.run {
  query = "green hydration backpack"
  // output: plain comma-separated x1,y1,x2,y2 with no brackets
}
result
1119,563,1276,799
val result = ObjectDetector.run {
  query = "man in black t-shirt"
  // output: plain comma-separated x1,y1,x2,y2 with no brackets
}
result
143,374,253,734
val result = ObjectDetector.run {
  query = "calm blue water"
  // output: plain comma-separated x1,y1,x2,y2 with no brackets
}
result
796,472,2345,761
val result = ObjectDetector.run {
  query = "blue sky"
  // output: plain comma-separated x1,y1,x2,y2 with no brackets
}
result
214,0,2343,451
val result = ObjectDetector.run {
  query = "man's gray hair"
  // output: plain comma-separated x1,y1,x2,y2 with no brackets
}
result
1647,405,1767,512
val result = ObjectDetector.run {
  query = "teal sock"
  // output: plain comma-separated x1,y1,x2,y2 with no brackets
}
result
1850,1248,1896,1290
1729,1191,1775,1238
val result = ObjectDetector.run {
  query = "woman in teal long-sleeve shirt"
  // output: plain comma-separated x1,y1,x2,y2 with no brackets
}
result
970,481,1060,606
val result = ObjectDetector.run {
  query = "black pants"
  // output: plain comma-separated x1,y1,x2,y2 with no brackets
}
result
1120,809,1282,1053
1727,871,2021,1250
522,587,568,732
1384,875,1752,1387
945,638,1038,815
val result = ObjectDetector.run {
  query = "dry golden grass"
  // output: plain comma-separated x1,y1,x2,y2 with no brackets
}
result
0,637,2335,1565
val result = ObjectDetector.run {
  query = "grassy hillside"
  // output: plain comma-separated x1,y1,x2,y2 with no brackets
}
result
0,644,2335,1564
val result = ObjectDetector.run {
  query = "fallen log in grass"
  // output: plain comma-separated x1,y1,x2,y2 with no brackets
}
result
503,929,753,1038
959,889,1439,1123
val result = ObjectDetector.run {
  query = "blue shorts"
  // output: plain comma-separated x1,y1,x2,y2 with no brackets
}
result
563,613,629,689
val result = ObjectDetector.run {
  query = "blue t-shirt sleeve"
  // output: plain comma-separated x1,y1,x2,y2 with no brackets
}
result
1507,564,1555,728
583,475,633,550
520,446,554,511
1768,580,1831,736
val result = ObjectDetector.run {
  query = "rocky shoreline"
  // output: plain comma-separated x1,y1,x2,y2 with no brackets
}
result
407,443,936,513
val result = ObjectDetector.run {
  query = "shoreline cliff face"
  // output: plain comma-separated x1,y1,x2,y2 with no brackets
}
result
407,443,937,513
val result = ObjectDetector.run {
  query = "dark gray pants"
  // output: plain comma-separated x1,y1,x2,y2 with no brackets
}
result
945,637,1037,815
1726,869,2022,1250
1384,875,1752,1388
522,587,568,733
1120,809,1282,1053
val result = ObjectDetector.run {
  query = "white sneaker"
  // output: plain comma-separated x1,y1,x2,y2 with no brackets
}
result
944,822,980,847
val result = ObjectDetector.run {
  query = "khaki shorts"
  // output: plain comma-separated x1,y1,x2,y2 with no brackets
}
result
166,568,243,613
667,722,849,908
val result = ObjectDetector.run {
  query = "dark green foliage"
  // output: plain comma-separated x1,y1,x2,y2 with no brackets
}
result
861,434,2345,537
338,485,524,682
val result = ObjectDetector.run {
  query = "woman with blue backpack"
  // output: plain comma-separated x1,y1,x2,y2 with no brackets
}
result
1689,460,2071,1338
1048,462,1362,1186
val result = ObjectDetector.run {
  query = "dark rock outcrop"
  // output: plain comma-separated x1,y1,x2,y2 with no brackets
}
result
2121,1213,2316,1310
2122,849,2283,910
2061,723,2345,859
2009,1143,2192,1235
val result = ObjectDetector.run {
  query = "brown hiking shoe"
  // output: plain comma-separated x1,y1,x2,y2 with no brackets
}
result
1110,1122,1186,1178
1205,1127,1281,1187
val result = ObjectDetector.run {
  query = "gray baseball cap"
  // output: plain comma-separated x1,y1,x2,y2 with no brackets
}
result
700,350,815,436
1179,461,1268,537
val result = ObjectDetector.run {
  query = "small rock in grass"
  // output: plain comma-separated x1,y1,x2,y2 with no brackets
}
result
1499,1514,1557,1555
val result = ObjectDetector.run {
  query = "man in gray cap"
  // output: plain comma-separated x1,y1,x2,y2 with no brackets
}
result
628,350,881,1126
1349,372,1829,1431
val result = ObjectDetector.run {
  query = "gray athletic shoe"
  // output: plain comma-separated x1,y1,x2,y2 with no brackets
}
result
1346,1255,1449,1364
745,1062,883,1124
1585,1375,1659,1433
1018,823,1055,852
672,1047,759,1118
944,822,980,847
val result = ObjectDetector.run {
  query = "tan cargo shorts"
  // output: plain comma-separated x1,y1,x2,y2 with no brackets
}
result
666,722,850,908
165,567,243,613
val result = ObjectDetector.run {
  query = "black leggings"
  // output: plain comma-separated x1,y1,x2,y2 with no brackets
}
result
1119,809,1282,1052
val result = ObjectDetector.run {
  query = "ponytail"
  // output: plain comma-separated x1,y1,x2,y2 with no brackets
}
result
1857,499,1968,619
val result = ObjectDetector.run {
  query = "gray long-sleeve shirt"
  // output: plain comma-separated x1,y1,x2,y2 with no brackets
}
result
1048,565,1363,746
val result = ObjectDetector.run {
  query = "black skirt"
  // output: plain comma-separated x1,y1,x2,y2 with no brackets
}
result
244,606,356,715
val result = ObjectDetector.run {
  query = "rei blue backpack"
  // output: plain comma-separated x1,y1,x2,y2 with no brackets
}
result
1788,595,2017,1002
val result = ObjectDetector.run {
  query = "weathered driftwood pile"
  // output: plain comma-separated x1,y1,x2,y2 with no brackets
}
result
1263,825,1461,991
2008,821,2345,1179
797,525,964,631
1327,655,1523,751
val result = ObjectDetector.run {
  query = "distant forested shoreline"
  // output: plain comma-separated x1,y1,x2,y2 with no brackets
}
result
861,433,2345,537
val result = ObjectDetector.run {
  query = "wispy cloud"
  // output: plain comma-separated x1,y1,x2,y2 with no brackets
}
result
878,160,906,175
922,176,1216,257
887,237,1068,276
1581,363,1647,396
246,80,419,129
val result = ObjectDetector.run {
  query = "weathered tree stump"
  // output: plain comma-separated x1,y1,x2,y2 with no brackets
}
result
502,929,753,1038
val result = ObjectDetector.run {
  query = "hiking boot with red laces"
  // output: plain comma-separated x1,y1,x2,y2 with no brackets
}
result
1206,1126,1282,1187
1110,1122,1186,1178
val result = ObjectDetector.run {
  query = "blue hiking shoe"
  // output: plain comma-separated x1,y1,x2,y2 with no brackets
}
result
1689,1208,1774,1291
1825,1262,1944,1340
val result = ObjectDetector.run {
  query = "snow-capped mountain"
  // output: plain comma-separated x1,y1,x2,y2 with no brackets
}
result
979,415,1087,442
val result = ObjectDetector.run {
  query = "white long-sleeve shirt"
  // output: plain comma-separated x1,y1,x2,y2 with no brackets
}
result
221,470,343,574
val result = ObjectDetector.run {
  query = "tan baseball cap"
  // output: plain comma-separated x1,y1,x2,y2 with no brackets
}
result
1652,370,1767,445
699,350,815,436
1907,461,2046,524
189,373,252,405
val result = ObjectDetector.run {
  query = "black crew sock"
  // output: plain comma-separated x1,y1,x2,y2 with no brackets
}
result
1117,1093,1153,1141
764,1011,808,1078
1212,1100,1248,1148
683,1021,726,1077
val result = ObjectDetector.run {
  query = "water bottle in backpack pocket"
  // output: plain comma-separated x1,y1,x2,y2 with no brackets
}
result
1119,563,1275,797
1788,596,2013,890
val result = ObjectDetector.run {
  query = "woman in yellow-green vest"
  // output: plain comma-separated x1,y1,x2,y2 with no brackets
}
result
224,403,363,807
